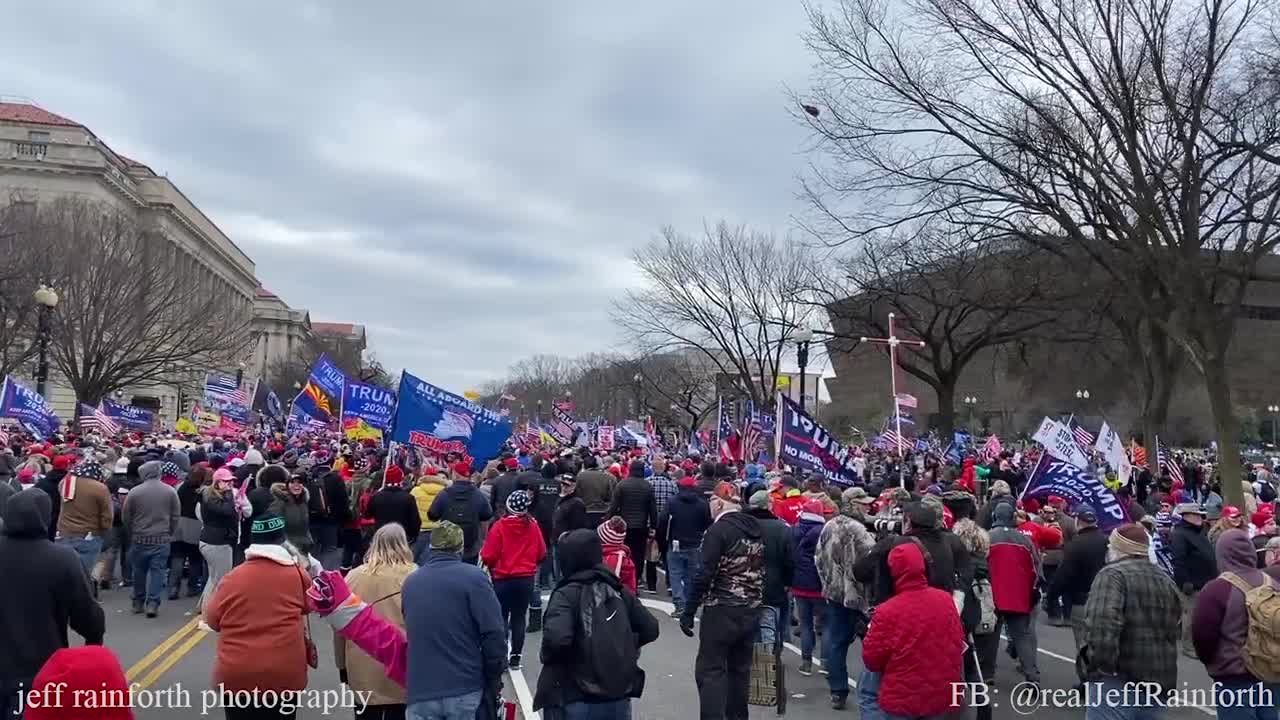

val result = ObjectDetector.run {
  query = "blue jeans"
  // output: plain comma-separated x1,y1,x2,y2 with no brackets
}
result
858,669,886,720
406,690,482,720
58,535,103,579
667,546,701,613
413,532,432,566
757,605,781,648
794,596,823,661
825,601,856,696
1214,680,1279,720
131,543,170,607
559,699,632,719
1084,678,1167,720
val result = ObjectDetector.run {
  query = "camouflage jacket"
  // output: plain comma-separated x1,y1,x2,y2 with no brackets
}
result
688,510,764,610
816,515,875,609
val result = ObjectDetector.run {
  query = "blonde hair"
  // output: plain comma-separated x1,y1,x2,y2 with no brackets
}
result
952,518,991,557
362,523,416,574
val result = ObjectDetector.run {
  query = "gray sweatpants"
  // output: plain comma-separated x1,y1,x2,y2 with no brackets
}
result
199,542,233,613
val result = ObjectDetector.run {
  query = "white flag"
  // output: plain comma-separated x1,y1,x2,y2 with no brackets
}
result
1094,422,1132,485
1032,417,1089,469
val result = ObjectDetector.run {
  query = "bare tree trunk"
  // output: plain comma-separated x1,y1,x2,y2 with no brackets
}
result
1204,355,1244,507
934,380,956,442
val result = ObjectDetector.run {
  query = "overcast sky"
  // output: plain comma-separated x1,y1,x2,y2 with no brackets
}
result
2,1,820,393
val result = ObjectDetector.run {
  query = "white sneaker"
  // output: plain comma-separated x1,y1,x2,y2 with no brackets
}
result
197,620,214,633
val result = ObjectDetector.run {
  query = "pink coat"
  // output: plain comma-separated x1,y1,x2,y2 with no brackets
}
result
338,605,409,687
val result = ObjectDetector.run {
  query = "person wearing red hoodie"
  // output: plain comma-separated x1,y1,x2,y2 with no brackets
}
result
988,503,1042,684
479,489,546,670
1016,507,1064,552
957,457,977,495
862,542,965,719
24,646,134,720
597,515,637,594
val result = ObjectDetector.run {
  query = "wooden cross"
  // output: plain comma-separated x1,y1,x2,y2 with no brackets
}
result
860,312,926,462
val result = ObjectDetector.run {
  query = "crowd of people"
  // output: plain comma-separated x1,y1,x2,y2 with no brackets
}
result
2,426,1280,720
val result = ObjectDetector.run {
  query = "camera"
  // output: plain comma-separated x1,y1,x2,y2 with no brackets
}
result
873,513,903,537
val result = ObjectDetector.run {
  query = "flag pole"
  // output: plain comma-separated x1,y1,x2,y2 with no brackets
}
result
774,391,784,472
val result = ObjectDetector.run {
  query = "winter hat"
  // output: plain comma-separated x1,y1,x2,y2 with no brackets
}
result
25,646,134,720
257,464,290,487
431,521,464,552
281,450,299,469
748,490,772,511
384,465,405,486
991,502,1016,528
72,460,103,482
506,489,532,515
160,462,182,484
113,458,129,474
1108,523,1150,559
243,448,265,466
677,475,697,488
713,481,742,505
250,514,287,544
598,516,627,545
163,450,191,476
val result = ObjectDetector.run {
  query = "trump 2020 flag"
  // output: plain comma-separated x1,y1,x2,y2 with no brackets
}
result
389,371,512,466
342,381,396,442
101,398,154,431
293,354,346,422
1024,459,1129,530
778,395,861,486
0,377,60,439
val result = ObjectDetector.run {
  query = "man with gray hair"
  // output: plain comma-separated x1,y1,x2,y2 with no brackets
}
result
121,460,179,617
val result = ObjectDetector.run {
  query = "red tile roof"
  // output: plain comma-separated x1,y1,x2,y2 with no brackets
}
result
0,102,81,128
312,322,362,337
255,286,278,299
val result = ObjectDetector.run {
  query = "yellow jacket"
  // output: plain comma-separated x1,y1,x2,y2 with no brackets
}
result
411,475,449,529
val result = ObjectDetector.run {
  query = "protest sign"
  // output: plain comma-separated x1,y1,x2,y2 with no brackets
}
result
778,395,861,486
1032,417,1088,468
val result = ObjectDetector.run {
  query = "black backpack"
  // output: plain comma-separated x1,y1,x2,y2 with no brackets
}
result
1260,480,1277,504
575,581,641,699
445,488,481,550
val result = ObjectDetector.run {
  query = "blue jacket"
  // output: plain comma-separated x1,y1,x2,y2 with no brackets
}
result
790,518,825,593
657,486,712,549
403,552,506,703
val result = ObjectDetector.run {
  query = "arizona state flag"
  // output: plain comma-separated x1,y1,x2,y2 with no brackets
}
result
303,380,336,419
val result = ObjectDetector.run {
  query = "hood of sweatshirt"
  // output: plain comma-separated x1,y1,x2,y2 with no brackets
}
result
2,487,52,539
1217,528,1261,576
718,509,763,539
888,541,929,593
557,528,604,577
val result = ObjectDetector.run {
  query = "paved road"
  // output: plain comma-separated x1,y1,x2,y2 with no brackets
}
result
89,575,1222,720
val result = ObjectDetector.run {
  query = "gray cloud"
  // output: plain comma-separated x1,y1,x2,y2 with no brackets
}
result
2,0,813,391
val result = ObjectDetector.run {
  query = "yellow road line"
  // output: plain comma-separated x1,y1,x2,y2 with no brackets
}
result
132,626,209,691
124,617,201,681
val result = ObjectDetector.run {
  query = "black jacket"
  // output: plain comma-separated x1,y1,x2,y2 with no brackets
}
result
1171,523,1218,591
657,486,712,549
35,470,65,541
427,482,494,560
320,471,350,525
746,508,795,608
0,489,104,696
198,488,240,546
854,534,945,606
609,476,657,532
553,494,588,542
533,530,659,711
367,486,421,543
491,471,523,516
687,510,764,611
1047,525,1108,605
529,472,560,546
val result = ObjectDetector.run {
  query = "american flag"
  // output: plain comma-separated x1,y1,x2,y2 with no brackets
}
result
205,372,239,399
741,415,762,464
879,429,907,453
979,434,1003,462
894,392,918,409
1130,440,1148,468
1071,421,1095,453
1157,436,1185,485
79,403,120,437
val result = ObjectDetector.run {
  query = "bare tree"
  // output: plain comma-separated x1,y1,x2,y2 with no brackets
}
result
266,335,394,397
0,201,43,378
635,351,719,438
614,223,815,408
800,0,1280,503
818,221,1086,439
25,199,253,405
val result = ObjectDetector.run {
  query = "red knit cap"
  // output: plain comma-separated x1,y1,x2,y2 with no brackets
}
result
52,454,74,472
384,465,405,486
26,647,134,720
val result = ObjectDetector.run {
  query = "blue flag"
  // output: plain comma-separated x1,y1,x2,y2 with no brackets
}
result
341,381,397,440
389,371,512,466
0,377,60,439
293,354,346,422
265,391,283,421
1024,459,1129,530
778,395,861,486
102,398,154,430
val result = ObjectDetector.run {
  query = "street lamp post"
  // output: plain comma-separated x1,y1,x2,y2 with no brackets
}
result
236,361,246,387
1268,405,1279,447
1075,388,1090,414
963,395,978,431
795,328,813,412
33,284,59,398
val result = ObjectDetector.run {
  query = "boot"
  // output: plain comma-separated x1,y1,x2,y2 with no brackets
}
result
527,607,543,633
131,600,144,615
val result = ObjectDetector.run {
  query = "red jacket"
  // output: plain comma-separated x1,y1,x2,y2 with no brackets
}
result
602,543,637,594
480,515,547,580
1017,519,1063,551
957,459,977,494
988,525,1039,613
862,543,965,717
